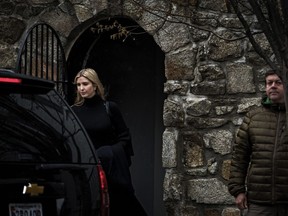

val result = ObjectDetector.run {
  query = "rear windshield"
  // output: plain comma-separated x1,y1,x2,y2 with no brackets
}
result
0,90,97,164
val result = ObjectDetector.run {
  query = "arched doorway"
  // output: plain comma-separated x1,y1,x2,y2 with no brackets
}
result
67,17,166,216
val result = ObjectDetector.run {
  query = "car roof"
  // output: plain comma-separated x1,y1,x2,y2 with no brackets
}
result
0,68,55,94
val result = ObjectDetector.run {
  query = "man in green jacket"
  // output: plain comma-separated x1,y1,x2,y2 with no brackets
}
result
228,69,288,215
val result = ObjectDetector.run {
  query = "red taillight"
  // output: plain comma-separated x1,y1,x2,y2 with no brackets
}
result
97,164,110,216
0,77,22,83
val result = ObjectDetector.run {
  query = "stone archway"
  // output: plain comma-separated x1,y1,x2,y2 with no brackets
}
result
66,17,167,216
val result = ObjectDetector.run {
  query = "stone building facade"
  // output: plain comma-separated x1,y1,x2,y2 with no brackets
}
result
0,0,270,215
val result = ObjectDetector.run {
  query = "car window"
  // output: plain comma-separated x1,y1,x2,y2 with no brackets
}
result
0,89,97,164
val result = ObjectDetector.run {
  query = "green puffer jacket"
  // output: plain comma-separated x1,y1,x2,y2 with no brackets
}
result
228,96,288,204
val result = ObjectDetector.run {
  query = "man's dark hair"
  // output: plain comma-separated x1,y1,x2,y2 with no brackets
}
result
265,69,282,80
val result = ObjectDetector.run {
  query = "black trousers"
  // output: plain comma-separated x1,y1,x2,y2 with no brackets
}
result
98,144,147,215
109,189,147,216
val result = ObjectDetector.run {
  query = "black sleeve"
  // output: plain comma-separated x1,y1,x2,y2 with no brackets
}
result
108,101,134,163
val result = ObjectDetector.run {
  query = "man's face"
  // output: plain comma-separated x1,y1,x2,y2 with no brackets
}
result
265,74,285,103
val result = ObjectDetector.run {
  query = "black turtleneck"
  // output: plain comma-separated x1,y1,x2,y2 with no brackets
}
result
72,95,134,156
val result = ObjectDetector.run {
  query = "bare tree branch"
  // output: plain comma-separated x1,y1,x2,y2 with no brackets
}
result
229,0,277,69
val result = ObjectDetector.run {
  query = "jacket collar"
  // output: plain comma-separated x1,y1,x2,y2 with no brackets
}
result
262,96,286,111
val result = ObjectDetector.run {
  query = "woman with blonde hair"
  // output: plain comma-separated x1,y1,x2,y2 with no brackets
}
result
73,68,106,106
72,68,147,216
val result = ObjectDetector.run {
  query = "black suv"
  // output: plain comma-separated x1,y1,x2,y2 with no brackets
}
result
0,69,109,216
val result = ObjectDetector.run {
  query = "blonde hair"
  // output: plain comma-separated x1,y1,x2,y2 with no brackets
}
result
73,68,105,106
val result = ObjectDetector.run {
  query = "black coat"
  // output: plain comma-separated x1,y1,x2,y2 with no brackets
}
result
72,95,133,187
72,95,147,215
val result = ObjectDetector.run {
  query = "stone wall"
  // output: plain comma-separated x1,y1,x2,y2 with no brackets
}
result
0,0,270,215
